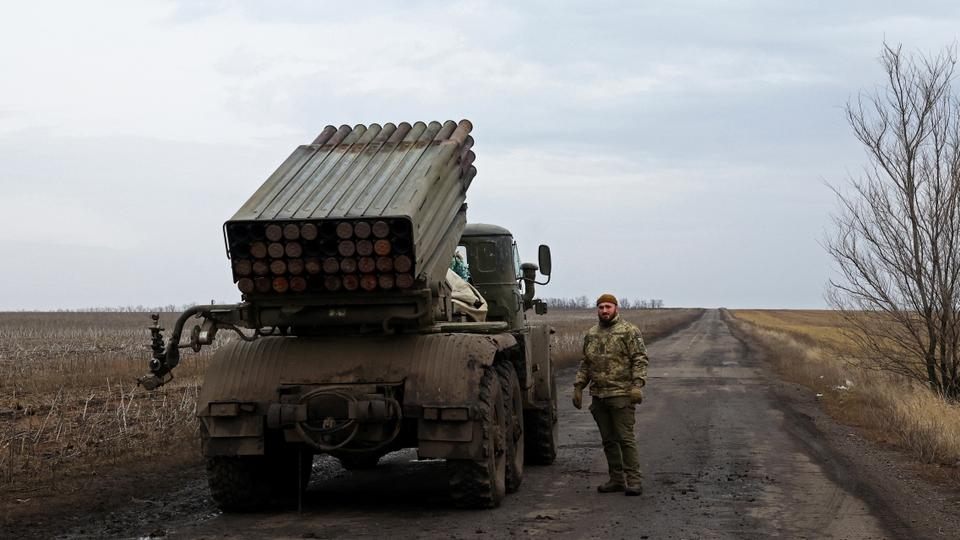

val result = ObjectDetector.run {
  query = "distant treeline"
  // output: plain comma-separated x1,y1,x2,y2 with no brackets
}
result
44,303,201,313
542,296,664,309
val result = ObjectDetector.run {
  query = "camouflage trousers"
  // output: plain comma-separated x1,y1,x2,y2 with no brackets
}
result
589,395,641,484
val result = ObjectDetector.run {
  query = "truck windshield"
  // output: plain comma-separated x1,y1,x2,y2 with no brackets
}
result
475,241,499,272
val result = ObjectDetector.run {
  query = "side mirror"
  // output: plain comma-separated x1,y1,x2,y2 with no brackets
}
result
538,244,552,276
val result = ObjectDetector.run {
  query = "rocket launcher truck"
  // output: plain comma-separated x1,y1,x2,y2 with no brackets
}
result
140,120,557,510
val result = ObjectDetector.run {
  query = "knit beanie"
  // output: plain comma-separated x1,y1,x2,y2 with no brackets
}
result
596,293,618,306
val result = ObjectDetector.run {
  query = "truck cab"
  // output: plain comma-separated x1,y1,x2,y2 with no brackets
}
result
458,223,550,330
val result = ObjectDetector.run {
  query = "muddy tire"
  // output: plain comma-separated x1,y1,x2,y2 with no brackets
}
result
495,362,525,492
524,369,558,465
207,456,268,511
336,452,383,470
447,366,507,508
207,444,312,512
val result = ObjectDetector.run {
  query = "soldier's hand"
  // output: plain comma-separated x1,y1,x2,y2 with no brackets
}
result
572,386,583,409
629,386,644,404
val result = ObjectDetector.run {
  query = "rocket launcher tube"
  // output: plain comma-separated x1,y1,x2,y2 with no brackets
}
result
221,119,474,304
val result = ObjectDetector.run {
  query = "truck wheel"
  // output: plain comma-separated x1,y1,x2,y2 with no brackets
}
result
336,452,382,470
207,456,269,511
207,444,312,511
495,362,524,492
447,366,507,508
524,369,558,465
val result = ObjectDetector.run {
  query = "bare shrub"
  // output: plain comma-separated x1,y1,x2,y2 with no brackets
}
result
827,43,960,399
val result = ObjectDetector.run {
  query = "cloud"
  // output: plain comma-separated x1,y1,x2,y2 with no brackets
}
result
3,1,960,308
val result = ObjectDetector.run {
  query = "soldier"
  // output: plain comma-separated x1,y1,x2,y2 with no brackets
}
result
572,293,648,496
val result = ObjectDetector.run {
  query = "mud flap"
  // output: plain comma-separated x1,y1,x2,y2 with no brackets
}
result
525,323,554,405
417,417,478,460
200,415,265,456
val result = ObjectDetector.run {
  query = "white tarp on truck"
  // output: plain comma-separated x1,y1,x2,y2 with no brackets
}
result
447,269,487,322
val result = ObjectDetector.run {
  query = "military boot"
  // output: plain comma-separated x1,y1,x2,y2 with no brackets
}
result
624,481,643,496
596,480,625,493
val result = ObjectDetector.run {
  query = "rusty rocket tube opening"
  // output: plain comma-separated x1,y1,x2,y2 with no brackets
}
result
353,221,372,239
255,277,272,293
250,242,268,259
339,257,357,274
336,221,354,239
305,258,322,275
265,224,283,242
356,239,374,257
376,256,394,273
358,257,376,274
287,258,305,275
360,274,378,291
338,240,356,257
253,260,270,276
396,273,414,289
290,276,308,292
393,255,412,273
342,275,360,291
233,259,253,277
285,242,303,258
371,220,390,238
322,257,340,274
373,240,392,256
283,223,300,241
300,223,318,241
270,260,287,275
272,277,290,293
238,278,254,294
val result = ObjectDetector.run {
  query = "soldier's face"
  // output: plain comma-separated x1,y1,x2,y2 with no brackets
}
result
597,302,617,321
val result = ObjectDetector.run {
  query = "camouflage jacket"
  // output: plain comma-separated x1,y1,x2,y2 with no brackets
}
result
575,314,649,398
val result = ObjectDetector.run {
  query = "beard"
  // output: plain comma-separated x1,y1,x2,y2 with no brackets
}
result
598,309,617,325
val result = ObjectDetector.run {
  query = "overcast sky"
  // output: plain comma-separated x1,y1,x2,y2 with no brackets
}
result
2,0,959,310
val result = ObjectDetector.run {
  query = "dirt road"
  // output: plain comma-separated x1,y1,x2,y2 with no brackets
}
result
54,309,941,538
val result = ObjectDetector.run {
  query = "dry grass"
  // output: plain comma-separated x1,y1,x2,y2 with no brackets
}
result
728,310,960,467
539,308,706,368
0,312,216,490
731,309,861,352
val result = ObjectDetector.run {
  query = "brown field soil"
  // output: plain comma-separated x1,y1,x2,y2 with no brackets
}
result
728,309,960,484
0,308,702,533
0,312,214,529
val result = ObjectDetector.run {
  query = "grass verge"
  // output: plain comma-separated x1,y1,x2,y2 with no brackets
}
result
726,310,960,468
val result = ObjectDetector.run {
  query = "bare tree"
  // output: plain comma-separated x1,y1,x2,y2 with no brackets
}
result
827,43,960,399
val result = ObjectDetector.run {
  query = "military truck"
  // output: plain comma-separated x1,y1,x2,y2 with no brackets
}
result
140,120,557,510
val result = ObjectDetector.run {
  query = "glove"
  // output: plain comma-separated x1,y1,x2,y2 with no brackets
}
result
572,385,583,409
629,386,644,404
